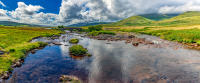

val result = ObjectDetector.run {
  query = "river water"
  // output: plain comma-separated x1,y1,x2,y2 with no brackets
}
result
3,32,200,83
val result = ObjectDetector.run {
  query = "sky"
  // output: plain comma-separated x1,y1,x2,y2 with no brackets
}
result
0,0,200,26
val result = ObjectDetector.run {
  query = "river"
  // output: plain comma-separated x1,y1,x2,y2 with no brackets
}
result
2,32,200,83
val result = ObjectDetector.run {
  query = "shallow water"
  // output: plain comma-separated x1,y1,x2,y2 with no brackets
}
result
3,33,200,83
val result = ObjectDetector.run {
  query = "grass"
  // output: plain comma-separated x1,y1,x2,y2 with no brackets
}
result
0,26,63,74
88,31,116,36
69,45,88,56
69,39,79,44
118,27,200,44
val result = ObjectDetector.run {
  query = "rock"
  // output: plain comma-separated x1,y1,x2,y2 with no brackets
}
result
64,44,69,46
1,72,9,79
59,75,81,83
128,35,135,38
132,42,139,46
53,42,62,45
31,50,36,54
15,61,22,67
194,44,199,47
125,39,132,43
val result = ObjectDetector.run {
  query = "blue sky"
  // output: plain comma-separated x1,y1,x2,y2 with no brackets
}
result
0,0,200,26
1,0,62,14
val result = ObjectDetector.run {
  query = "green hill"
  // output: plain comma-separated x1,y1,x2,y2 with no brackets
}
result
156,11,200,26
105,11,200,27
107,16,154,26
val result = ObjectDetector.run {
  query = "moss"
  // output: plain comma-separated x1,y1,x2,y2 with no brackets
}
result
69,39,79,44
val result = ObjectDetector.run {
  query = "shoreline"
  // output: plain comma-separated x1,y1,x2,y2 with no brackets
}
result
0,34,63,80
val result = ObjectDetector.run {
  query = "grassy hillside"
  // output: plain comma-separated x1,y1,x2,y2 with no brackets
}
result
104,11,200,27
0,26,63,75
156,11,200,26
107,16,154,27
140,14,178,21
100,11,200,46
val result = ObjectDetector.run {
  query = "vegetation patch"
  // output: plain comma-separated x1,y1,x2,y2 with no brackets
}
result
88,25,103,32
69,45,89,56
88,31,116,36
69,39,79,44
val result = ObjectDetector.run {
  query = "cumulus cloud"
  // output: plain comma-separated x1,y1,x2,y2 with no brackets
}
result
2,0,200,26
0,1,6,7
159,1,200,14
4,2,58,26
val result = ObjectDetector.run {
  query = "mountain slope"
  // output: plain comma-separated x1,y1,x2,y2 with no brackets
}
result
105,11,200,27
0,21,42,27
157,11,200,26
107,16,154,26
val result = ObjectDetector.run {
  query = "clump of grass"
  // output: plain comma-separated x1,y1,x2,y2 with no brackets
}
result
69,39,79,44
69,45,88,56
88,25,103,32
88,31,116,36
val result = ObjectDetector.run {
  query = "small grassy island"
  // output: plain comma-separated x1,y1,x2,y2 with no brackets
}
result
69,38,79,44
69,45,90,56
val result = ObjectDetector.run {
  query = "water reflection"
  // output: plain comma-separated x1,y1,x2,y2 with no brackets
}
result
4,33,200,83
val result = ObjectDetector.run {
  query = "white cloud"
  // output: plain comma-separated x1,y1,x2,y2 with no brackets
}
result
159,1,200,14
0,1,6,7
2,0,200,26
5,2,57,26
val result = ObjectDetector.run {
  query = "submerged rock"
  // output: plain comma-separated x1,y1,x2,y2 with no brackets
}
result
59,75,81,83
53,42,62,45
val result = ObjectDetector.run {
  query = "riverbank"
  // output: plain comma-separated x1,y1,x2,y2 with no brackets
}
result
101,26,200,50
0,26,63,79
4,31,200,83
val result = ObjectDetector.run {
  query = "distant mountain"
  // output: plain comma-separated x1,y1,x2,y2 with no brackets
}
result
0,21,42,27
140,14,179,21
68,22,111,27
